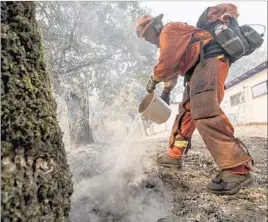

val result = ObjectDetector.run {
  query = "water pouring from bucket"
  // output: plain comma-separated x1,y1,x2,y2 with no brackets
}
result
112,92,171,173
138,92,171,124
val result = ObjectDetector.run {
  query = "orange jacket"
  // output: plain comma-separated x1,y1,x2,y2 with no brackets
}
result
152,22,214,82
154,3,238,90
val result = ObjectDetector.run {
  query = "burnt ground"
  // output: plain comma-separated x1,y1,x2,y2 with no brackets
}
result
68,125,267,222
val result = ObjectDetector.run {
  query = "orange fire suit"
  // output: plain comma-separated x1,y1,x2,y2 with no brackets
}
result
152,22,252,170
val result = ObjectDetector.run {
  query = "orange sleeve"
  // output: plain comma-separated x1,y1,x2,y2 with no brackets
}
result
152,23,193,82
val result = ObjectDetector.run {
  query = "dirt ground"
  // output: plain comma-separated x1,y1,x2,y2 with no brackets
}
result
68,124,267,222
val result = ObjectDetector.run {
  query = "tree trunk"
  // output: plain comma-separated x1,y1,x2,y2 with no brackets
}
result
1,1,73,221
67,93,94,146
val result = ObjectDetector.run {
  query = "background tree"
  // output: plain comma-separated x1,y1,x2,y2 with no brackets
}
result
1,1,73,220
36,1,157,145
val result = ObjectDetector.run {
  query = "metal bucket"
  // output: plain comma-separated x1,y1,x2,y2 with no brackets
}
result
138,93,171,124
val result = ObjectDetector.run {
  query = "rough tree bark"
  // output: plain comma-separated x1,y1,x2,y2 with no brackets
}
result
1,1,73,221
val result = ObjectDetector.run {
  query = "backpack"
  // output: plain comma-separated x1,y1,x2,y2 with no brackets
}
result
196,5,265,63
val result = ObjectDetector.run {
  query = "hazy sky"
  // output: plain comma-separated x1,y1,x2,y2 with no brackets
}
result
142,1,267,45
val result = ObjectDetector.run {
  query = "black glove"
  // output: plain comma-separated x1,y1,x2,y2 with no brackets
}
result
160,91,170,105
146,77,159,93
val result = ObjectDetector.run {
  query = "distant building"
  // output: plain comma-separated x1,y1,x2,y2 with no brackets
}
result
221,60,267,125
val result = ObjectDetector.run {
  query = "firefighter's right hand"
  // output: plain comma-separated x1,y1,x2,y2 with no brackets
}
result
146,77,159,93
160,91,170,105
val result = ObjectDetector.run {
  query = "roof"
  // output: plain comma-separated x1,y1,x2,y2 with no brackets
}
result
225,60,268,89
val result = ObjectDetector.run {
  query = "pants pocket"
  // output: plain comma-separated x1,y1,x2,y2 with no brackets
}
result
190,58,221,120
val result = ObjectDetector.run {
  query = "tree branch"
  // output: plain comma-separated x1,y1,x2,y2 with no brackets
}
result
58,51,123,75
36,2,53,25
59,2,85,68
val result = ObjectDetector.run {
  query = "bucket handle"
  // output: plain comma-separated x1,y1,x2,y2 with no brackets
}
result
140,92,156,115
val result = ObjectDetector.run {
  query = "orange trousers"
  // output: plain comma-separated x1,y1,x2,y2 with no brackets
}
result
168,56,252,170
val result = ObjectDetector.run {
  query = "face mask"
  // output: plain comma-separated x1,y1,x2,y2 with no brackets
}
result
154,20,163,34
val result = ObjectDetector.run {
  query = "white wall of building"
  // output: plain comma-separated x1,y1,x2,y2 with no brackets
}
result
221,69,267,125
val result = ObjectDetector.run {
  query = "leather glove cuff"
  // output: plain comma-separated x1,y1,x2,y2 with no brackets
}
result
161,90,171,95
146,76,160,93
160,91,170,105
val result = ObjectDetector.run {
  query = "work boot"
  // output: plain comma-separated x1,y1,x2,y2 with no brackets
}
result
207,170,253,195
156,152,182,169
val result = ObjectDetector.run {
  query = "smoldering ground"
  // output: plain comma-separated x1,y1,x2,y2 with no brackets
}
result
68,119,173,222
67,124,267,222
68,145,173,222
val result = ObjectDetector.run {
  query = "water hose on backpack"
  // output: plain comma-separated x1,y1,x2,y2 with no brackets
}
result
247,24,266,37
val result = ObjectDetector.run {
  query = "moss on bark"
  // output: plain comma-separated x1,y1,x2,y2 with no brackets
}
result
1,1,73,221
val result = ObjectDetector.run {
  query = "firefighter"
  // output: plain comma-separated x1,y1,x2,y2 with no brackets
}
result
135,8,253,195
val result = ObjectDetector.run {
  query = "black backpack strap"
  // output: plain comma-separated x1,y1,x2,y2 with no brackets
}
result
199,40,206,67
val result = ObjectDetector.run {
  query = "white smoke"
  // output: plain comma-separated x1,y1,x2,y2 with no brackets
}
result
67,112,171,222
